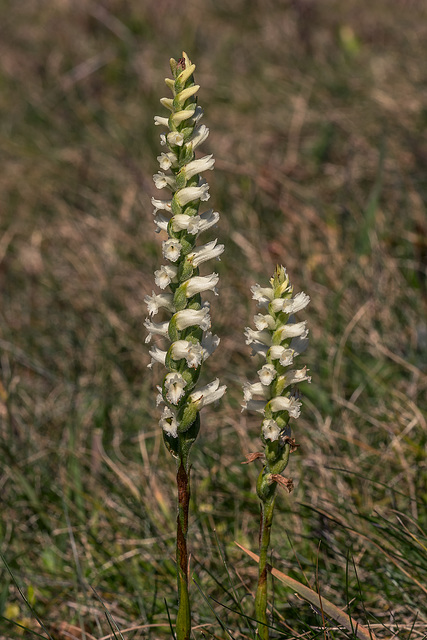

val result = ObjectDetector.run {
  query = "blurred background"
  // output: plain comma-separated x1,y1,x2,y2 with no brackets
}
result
1,0,426,638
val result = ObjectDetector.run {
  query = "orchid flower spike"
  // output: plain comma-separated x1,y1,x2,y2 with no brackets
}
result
244,266,310,640
145,51,226,454
243,265,310,492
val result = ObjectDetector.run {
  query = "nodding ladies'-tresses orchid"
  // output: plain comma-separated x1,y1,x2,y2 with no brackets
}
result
242,265,310,640
145,51,226,448
144,52,225,640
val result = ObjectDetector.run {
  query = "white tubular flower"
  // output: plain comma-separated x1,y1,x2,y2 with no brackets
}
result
170,106,197,125
170,340,204,368
187,124,209,150
174,307,211,331
189,378,226,408
144,319,169,343
244,327,272,347
153,212,170,232
251,284,274,307
181,155,215,180
147,52,224,442
160,97,174,111
177,210,220,235
175,182,210,206
258,364,276,385
162,238,182,262
269,396,302,419
167,131,184,146
277,321,308,340
271,291,310,314
254,313,275,331
187,240,224,267
277,367,311,389
153,172,176,191
170,214,193,231
157,152,177,170
159,406,178,438
196,209,220,232
154,265,178,289
268,346,295,367
243,381,269,402
148,345,167,368
262,419,281,442
152,197,172,214
183,273,219,297
154,116,169,127
243,266,310,457
145,292,175,317
164,372,187,404
175,84,199,105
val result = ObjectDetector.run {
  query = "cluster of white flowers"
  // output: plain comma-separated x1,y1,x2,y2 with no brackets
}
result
145,52,226,441
242,266,310,443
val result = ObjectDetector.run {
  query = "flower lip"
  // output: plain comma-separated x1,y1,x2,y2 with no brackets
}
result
257,364,276,385
164,372,187,404
262,419,281,442
167,131,184,146
162,238,182,263
155,264,178,289
170,340,204,368
160,406,178,438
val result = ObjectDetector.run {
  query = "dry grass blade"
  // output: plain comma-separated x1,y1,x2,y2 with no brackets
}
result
236,542,383,640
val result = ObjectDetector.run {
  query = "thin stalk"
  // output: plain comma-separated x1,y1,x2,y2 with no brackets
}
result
176,447,191,640
255,492,276,640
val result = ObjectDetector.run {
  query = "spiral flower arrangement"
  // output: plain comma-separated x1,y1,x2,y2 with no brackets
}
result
243,265,310,639
145,52,225,640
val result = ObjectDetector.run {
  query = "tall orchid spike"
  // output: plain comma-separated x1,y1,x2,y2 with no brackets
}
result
145,52,226,640
243,265,310,640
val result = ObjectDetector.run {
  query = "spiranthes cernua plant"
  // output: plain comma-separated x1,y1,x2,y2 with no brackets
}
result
144,52,226,640
242,265,310,640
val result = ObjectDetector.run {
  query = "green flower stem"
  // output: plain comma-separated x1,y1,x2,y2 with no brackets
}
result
255,442,291,640
255,492,276,640
176,447,191,640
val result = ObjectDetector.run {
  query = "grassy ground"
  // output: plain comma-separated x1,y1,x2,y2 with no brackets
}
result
1,0,427,638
